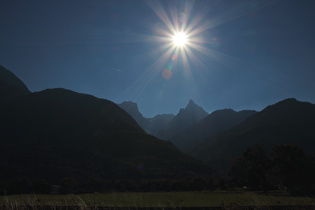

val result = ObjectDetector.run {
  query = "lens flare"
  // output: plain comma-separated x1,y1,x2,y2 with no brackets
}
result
162,69,172,79
171,54,178,60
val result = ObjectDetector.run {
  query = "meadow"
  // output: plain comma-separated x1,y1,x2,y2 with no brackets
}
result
0,191,315,209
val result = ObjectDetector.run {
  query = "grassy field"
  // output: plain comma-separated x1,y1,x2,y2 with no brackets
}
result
0,191,314,208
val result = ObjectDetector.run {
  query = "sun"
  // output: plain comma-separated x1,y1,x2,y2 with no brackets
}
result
172,32,187,47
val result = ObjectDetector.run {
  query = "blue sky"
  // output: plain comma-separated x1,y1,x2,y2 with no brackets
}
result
1,0,315,117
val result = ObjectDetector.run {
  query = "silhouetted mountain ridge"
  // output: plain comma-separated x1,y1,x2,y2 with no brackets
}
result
119,100,257,154
3,64,314,192
191,98,315,170
119,99,209,141
0,87,212,180
118,101,149,131
0,65,30,103
171,108,257,152
0,65,29,93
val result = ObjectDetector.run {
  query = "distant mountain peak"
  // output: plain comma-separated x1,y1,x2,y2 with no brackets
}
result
188,99,195,104
186,99,197,109
164,100,208,135
183,99,207,115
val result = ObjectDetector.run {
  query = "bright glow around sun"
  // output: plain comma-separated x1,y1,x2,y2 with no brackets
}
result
145,0,263,82
173,32,187,47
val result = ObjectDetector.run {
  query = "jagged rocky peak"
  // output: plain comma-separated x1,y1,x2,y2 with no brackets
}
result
186,99,198,109
180,99,208,116
171,99,208,127
118,101,149,131
119,101,139,112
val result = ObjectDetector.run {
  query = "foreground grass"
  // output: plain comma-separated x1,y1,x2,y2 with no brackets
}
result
0,191,315,208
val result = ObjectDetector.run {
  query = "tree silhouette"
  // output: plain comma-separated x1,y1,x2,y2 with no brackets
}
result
228,144,268,190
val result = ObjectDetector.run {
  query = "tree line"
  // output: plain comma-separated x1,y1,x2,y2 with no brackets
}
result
1,144,314,195
227,144,315,195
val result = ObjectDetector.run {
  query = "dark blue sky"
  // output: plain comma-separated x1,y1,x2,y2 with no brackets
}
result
1,0,315,117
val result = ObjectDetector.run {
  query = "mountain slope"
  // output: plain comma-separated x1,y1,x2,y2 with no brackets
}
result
0,65,30,103
172,109,257,152
118,101,150,132
147,114,175,136
192,98,315,170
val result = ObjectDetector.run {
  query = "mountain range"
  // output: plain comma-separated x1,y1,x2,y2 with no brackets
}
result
1,64,315,193
118,100,209,140
119,93,315,171
119,99,257,153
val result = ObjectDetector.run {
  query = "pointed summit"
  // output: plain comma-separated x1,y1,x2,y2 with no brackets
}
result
182,99,208,117
157,100,208,140
186,99,197,109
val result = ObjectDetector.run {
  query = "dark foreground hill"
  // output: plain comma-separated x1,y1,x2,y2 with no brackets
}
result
0,88,212,193
191,98,315,170
0,66,213,194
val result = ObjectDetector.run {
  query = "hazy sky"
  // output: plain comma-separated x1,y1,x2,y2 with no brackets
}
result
1,0,315,117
